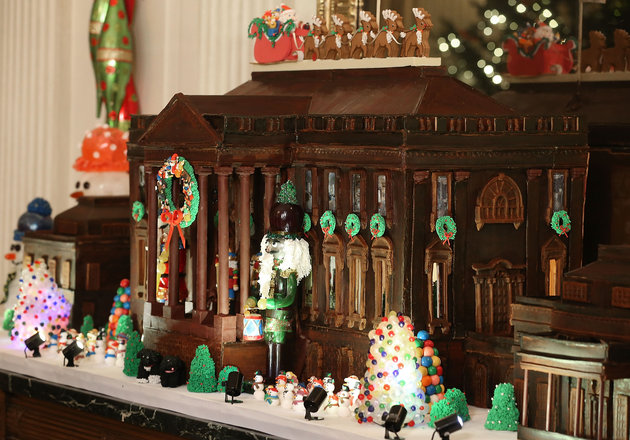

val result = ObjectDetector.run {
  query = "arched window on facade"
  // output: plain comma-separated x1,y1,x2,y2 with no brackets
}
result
475,173,524,230
323,232,344,327
425,238,452,335
541,236,566,297
371,236,393,324
346,235,368,330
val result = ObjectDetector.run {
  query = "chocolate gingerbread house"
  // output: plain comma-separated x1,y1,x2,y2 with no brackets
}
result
127,61,588,401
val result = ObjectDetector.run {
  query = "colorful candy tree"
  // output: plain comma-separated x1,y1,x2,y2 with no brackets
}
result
356,311,429,427
485,383,519,431
187,345,217,393
10,260,71,345
416,330,445,404
106,279,131,343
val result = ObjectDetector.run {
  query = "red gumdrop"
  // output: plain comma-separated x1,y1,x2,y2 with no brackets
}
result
120,279,130,287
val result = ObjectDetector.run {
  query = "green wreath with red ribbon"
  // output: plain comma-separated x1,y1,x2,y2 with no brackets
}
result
157,154,199,247
436,216,457,245
370,213,385,239
551,210,571,237
320,210,336,236
345,213,360,239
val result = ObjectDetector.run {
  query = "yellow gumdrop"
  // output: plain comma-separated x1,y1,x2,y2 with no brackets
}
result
245,297,257,309
258,298,267,309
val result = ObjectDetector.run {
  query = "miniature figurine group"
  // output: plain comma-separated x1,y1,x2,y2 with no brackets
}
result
248,6,434,63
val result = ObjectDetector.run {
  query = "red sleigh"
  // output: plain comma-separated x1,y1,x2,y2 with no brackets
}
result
503,35,576,76
248,23,308,64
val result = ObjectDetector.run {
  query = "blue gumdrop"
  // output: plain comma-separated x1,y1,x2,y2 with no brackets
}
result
440,376,444,384
421,356,433,367
111,307,116,314
114,295,120,301
399,321,405,327
372,359,377,365
411,406,416,411
379,335,385,341
123,302,131,309
417,330,430,341
377,372,383,378
381,351,387,357
370,338,375,345
426,385,436,395
393,370,399,377
368,406,374,412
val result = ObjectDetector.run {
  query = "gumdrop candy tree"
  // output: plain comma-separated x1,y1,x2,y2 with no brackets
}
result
106,279,131,343
80,315,94,336
10,260,71,346
123,330,143,377
355,311,429,427
428,388,470,428
217,365,239,393
485,383,519,431
416,329,445,404
187,345,217,393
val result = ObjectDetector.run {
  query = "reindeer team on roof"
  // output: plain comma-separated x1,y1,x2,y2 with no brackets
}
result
305,8,433,60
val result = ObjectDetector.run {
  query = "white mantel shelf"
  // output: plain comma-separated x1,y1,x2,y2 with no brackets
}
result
0,338,515,440
251,57,442,72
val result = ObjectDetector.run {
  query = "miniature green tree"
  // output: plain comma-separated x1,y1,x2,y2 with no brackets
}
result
187,345,217,393
3,309,14,333
428,398,457,428
80,315,94,336
123,330,143,377
428,387,470,428
217,365,239,393
485,383,519,431
115,314,133,339
444,388,470,422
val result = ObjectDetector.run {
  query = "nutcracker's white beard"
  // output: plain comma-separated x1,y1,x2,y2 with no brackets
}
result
258,235,312,299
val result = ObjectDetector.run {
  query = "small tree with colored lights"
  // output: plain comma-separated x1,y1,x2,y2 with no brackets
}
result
355,311,429,427
123,330,143,377
187,345,217,393
485,382,519,431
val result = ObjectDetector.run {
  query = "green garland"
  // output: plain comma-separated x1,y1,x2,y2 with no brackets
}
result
436,216,457,244
247,17,296,47
320,210,336,236
551,210,571,237
370,213,385,239
303,213,312,233
132,201,145,222
345,213,360,238
2,271,16,304
157,154,199,229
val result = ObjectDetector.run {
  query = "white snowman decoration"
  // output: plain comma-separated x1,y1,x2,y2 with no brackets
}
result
253,371,265,401
71,126,129,199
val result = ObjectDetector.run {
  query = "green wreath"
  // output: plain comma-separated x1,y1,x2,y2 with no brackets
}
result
345,213,360,238
551,210,571,236
131,201,145,222
303,213,312,233
436,216,457,244
370,213,385,239
157,154,199,229
320,210,336,236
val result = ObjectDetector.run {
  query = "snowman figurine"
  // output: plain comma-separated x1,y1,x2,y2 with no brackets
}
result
337,385,352,417
85,329,98,360
275,373,287,403
344,375,362,409
104,339,118,366
253,371,265,401
57,330,69,357
293,386,308,412
71,126,129,199
94,337,106,363
115,336,127,368
2,198,53,317
281,382,295,410
264,386,280,406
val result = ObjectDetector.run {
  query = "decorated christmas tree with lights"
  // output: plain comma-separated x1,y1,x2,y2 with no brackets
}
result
10,260,71,345
485,382,519,431
187,345,217,393
355,311,429,427
123,330,143,377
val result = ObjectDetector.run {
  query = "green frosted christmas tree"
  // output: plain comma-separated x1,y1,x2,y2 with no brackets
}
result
123,330,143,377
485,383,519,431
187,345,217,393
428,388,470,428
3,309,14,333
217,365,239,393
80,315,94,336
115,314,133,339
